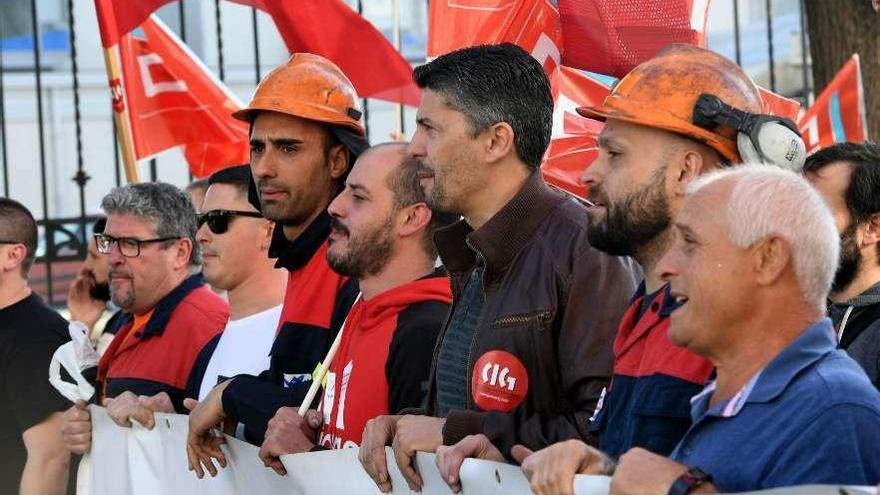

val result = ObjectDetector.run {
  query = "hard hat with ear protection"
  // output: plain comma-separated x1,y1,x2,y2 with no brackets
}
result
577,44,805,170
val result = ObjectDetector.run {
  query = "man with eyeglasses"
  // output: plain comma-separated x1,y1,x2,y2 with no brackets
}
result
0,198,73,494
86,166,288,439
60,182,228,456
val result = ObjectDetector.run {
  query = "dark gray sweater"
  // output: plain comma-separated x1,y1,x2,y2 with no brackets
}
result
829,281,880,388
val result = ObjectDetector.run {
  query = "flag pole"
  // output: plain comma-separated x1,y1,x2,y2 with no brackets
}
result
392,0,404,138
102,45,140,183
297,293,362,416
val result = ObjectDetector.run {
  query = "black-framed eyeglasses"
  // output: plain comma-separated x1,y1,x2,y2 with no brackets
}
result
94,233,181,258
197,209,263,235
0,240,22,245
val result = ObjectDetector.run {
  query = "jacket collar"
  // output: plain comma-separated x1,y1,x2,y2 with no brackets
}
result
117,273,205,337
631,281,679,317
434,172,566,277
269,211,332,271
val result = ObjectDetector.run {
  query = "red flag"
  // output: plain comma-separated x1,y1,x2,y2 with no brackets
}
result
798,55,867,153
544,68,610,198
558,0,711,77
543,136,597,199
118,16,250,178
93,0,173,47
758,87,801,122
228,0,419,106
428,0,563,76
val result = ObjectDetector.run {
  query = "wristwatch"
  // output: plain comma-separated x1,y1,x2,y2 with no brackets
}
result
667,466,713,495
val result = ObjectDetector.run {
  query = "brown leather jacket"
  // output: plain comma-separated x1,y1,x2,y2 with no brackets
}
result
427,172,639,457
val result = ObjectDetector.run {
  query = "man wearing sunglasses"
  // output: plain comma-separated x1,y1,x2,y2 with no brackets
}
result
187,165,286,401
186,53,369,469
0,198,72,494
60,182,228,455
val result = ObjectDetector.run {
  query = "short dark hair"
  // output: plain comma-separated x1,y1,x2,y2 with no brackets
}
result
0,198,38,276
412,43,553,169
209,164,251,197
804,142,880,224
386,152,458,259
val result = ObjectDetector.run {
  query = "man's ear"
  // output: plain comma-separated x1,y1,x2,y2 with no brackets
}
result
753,235,791,287
328,145,349,181
859,213,880,250
0,244,27,274
261,221,275,251
671,149,706,198
172,238,194,270
483,123,516,165
396,203,432,238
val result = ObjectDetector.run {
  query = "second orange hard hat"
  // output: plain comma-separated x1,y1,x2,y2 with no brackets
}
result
578,44,763,162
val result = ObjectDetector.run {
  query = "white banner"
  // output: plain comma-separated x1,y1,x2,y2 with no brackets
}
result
86,406,610,495
85,406,875,495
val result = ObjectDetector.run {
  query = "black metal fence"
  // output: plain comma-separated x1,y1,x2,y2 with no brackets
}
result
0,0,814,307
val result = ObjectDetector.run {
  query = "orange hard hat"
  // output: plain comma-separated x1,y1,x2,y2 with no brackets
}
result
233,53,365,136
577,44,763,162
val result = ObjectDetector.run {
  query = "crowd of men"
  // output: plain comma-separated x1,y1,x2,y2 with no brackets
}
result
0,41,879,495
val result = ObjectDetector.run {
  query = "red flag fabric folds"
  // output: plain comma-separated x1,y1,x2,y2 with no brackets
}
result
93,0,174,47
757,87,801,122
798,55,867,153
118,16,250,178
546,68,610,198
428,0,563,75
557,0,710,77
229,0,420,106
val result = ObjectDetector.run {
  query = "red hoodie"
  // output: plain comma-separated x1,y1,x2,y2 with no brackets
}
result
319,273,451,449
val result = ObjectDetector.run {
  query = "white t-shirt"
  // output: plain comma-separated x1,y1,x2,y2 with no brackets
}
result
197,305,282,401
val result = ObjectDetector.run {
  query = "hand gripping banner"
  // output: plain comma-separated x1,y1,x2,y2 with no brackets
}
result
82,406,877,495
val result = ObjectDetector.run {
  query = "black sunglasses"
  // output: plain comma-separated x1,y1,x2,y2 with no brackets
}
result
197,209,263,234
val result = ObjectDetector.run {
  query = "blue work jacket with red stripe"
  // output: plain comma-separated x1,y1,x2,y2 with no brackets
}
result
590,282,714,457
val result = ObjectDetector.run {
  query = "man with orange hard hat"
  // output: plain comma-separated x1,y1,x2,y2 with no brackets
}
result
185,53,368,477
435,44,808,495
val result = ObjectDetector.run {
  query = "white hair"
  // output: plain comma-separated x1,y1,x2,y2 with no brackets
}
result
686,163,839,310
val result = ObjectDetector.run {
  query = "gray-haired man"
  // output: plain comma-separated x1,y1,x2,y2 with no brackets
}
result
60,182,229,455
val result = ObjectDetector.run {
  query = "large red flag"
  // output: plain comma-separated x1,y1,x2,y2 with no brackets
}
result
428,0,563,75
118,16,250,178
557,0,711,77
93,0,174,47
798,55,867,153
229,0,419,106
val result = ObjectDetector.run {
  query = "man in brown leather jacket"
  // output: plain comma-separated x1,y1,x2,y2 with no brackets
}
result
358,43,638,493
